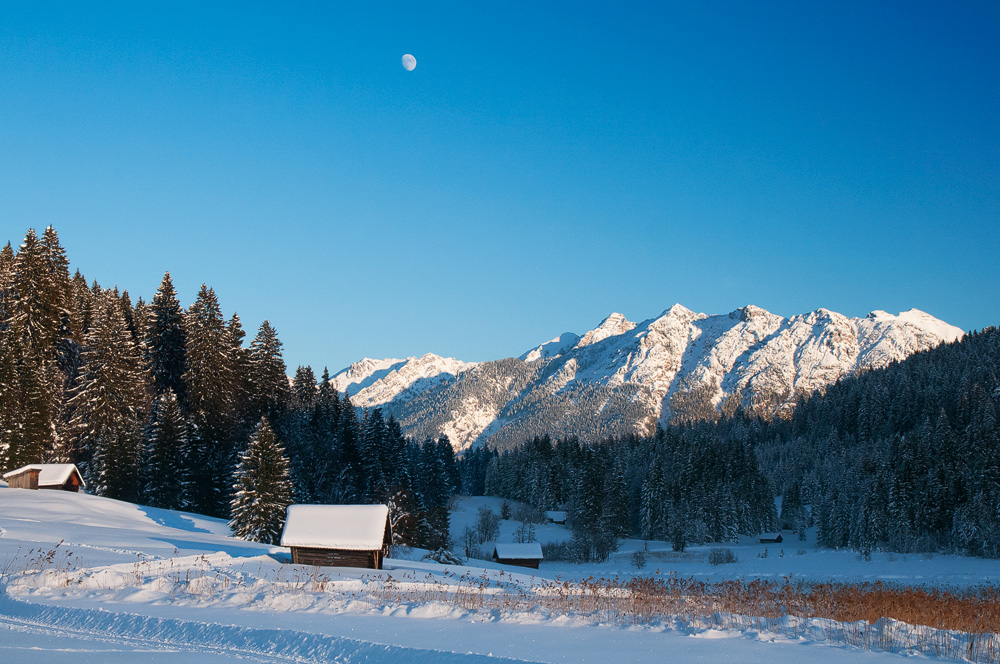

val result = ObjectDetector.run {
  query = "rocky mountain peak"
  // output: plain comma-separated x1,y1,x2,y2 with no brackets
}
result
331,304,964,451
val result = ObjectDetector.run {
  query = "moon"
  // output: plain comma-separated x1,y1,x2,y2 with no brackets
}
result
401,54,416,71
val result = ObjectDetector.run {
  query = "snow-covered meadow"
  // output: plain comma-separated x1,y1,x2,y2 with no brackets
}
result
1,486,998,663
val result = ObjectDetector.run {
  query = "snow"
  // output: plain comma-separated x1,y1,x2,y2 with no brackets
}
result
895,308,965,342
493,543,543,560
575,312,637,348
2,488,995,663
520,332,581,363
280,504,389,549
3,463,85,488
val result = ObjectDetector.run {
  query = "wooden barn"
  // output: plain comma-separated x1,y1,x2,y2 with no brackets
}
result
759,533,784,544
280,504,392,569
2,464,85,492
492,542,543,569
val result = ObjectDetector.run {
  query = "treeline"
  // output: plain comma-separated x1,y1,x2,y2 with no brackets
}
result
0,226,460,548
463,426,776,561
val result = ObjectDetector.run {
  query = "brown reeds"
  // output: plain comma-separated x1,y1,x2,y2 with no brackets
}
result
360,571,1000,662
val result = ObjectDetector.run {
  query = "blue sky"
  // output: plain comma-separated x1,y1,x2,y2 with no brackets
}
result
1,2,997,373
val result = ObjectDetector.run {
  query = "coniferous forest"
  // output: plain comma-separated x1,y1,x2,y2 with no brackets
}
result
2,226,998,559
0,227,459,548
467,327,1000,559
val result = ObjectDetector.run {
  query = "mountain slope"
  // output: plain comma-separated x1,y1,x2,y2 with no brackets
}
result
331,305,963,450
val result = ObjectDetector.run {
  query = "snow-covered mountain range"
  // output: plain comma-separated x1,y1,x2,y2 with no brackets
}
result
331,305,964,451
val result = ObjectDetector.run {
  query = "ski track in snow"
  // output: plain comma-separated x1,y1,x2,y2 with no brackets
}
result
0,587,532,663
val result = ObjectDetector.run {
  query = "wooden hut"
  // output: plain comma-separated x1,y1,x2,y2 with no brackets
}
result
544,510,567,525
280,504,392,569
2,464,85,492
492,542,543,569
759,533,784,544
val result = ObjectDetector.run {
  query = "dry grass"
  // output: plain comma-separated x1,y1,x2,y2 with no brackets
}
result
360,571,1000,662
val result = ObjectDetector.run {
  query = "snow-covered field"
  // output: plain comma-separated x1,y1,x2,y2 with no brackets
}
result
1,487,996,663
450,496,1000,587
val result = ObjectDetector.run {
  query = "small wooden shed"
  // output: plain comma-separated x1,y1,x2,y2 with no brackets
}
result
544,510,567,525
759,533,784,544
2,464,85,492
492,542,543,569
280,504,392,569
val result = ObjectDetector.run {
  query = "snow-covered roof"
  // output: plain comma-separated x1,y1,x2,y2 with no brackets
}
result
544,510,567,521
280,504,390,550
2,464,85,488
493,543,543,560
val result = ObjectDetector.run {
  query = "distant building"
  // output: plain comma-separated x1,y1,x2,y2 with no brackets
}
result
280,504,392,569
2,464,85,492
759,533,784,544
544,510,567,525
492,542,543,569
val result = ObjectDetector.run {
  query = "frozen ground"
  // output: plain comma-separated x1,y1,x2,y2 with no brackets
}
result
1,488,996,663
450,495,1000,587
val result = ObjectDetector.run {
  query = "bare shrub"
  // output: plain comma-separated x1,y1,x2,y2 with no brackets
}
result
708,548,737,565
630,550,646,569
514,521,536,543
476,507,500,544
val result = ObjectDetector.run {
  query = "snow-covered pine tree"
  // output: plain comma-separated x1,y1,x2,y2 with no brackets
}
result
0,242,14,328
6,228,72,463
146,272,187,400
436,434,461,495
639,457,666,541
132,296,149,347
316,367,340,422
143,388,192,510
360,408,388,502
13,228,63,354
327,397,363,503
68,290,151,499
183,285,237,516
226,313,252,434
601,460,630,539
385,464,420,547
415,437,452,550
248,320,289,424
292,365,317,410
41,227,81,425
229,417,294,545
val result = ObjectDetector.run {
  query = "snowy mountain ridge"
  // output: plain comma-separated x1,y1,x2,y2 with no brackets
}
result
332,305,963,451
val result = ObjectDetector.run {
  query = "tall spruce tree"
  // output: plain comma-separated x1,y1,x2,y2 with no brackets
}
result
182,285,237,516
229,418,294,545
143,389,192,510
68,291,150,499
248,320,289,424
226,313,252,435
147,272,187,400
292,365,317,409
5,228,72,464
0,242,14,329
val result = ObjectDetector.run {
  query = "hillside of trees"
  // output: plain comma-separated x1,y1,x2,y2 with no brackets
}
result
462,327,1000,559
0,226,459,548
760,326,1000,557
